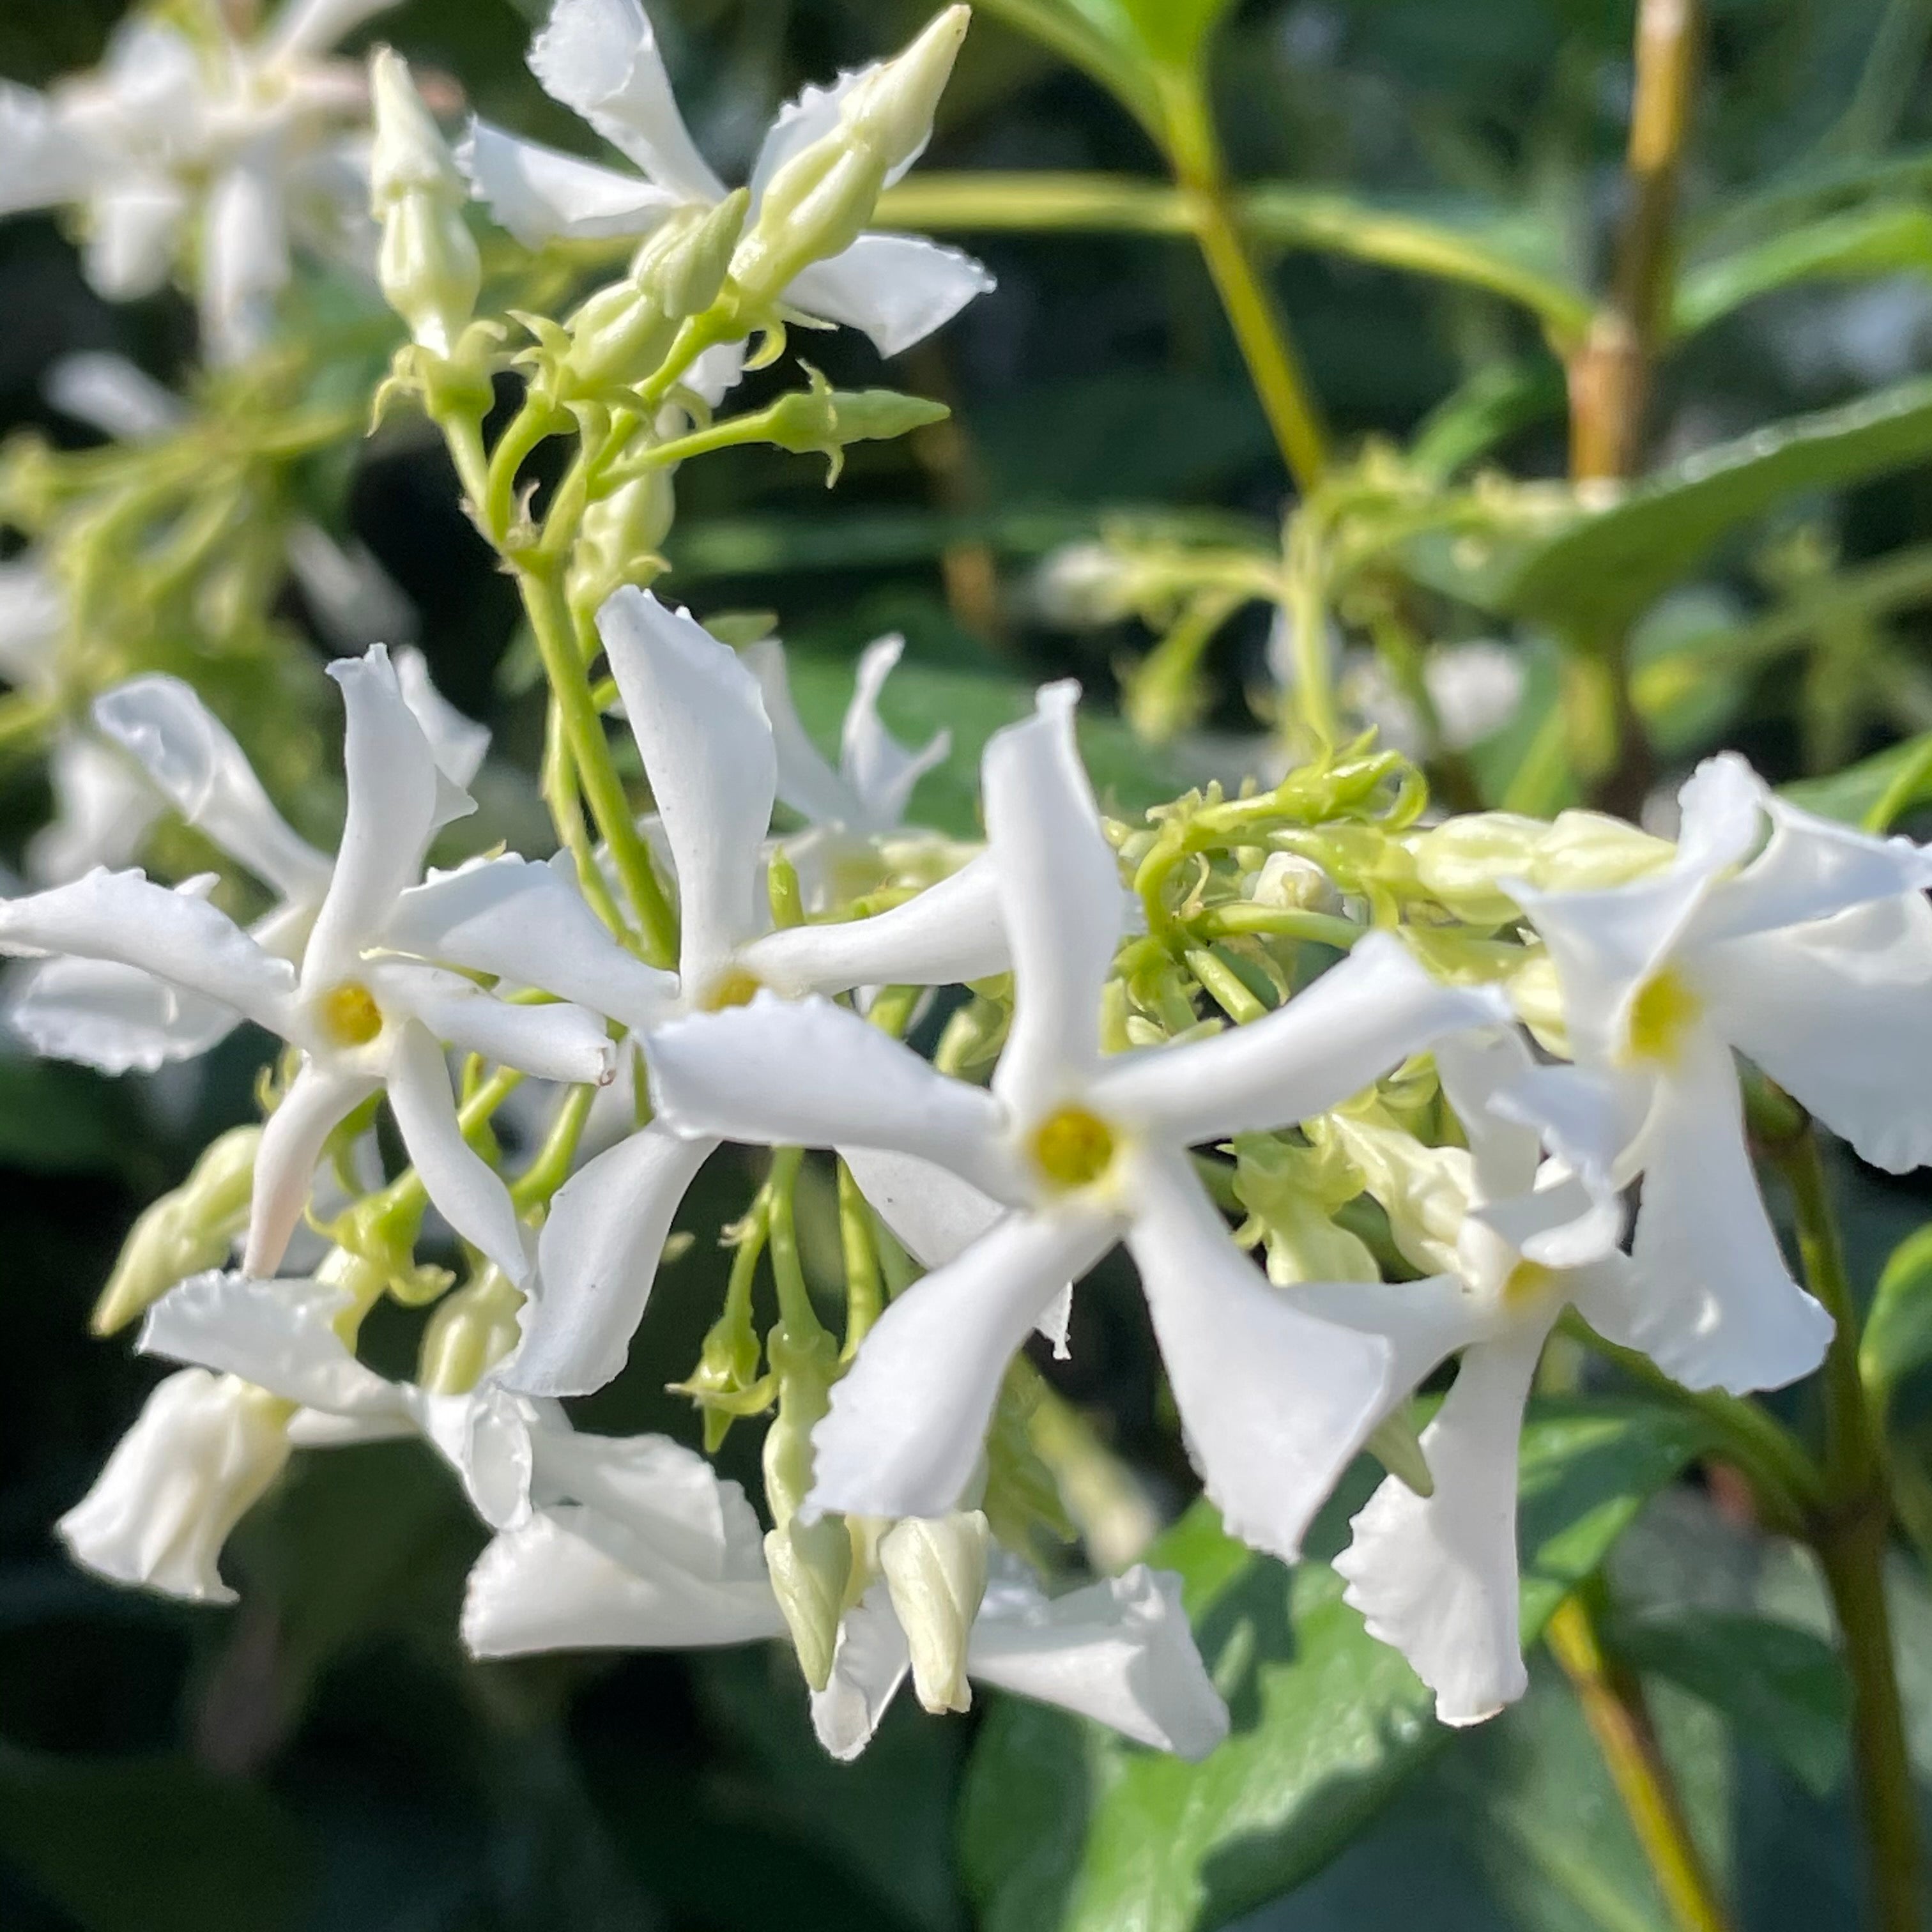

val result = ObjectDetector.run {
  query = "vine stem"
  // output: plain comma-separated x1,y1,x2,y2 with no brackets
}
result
1544,1593,1735,1932
1160,82,1328,493
1773,1123,1924,1932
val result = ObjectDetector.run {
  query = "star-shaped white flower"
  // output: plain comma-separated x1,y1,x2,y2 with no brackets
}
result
0,1,398,363
462,0,993,362
500,587,1011,1397
1503,752,1932,1396
646,684,1511,1563
0,645,617,1284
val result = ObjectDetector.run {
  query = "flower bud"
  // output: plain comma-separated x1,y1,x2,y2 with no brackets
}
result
1530,809,1673,892
417,1266,526,1395
567,471,675,613
1249,851,1341,914
879,1509,988,1715
57,1370,292,1603
762,372,949,484
634,188,749,321
369,48,480,358
558,276,678,399
765,1515,852,1690
92,1125,260,1337
1408,811,1547,925
729,7,969,307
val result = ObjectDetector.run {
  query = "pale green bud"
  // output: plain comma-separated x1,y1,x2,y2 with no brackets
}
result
728,7,969,306
1529,809,1674,891
558,277,678,399
1232,1135,1377,1287
1321,1112,1471,1278
765,1516,853,1691
763,368,949,483
567,471,675,612
417,1267,525,1395
1409,811,1546,924
879,1509,988,1715
1248,851,1341,915
92,1126,259,1337
634,189,750,320
369,48,479,358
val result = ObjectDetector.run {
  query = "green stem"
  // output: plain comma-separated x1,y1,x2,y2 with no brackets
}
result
510,1082,597,1213
1774,1123,1924,1932
1190,904,1361,949
765,1147,825,1344
484,401,559,547
519,567,678,967
836,1159,883,1358
1161,85,1328,492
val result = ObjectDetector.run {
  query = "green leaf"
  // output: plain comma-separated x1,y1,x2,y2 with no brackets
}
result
972,0,1166,131
1421,375,1932,640
777,654,1194,841
0,1744,309,1932
1611,1610,1852,1798
958,1400,1711,1932
1860,1221,1932,1404
0,1055,143,1177
1781,730,1932,828
1675,203,1932,339
1078,0,1235,74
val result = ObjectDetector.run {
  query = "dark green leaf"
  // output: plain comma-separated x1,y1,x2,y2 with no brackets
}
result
0,1744,309,1932
1860,1222,1932,1404
958,1401,1712,1932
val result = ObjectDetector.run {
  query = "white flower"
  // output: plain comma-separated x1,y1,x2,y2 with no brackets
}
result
461,1448,1229,1763
0,645,618,1284
461,0,993,360
56,1367,292,1603
1287,1028,1637,1726
1339,640,1526,757
8,648,480,1073
645,684,1510,1562
0,1,399,363
498,588,1010,1397
1503,752,1932,1395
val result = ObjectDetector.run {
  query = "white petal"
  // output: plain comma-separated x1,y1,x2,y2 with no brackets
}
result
1703,896,1932,1174
526,0,724,201
0,82,104,216
808,1206,1116,1521
259,0,398,63
1490,1059,1652,1197
1433,1027,1543,1206
646,993,1018,1202
599,588,775,990
303,645,459,989
1611,1039,1834,1394
406,1384,539,1529
140,1269,402,1418
28,735,160,886
985,682,1126,1120
0,868,296,1035
510,1122,714,1396
743,637,864,828
93,676,332,903
682,339,745,406
0,557,63,686
841,633,948,828
199,157,290,367
383,852,675,1033
394,646,487,786
461,1503,782,1657
45,351,184,441
6,955,239,1073
786,233,995,358
967,1561,1229,1760
1333,1322,1549,1727
380,967,613,1086
738,849,1009,995
811,1583,913,1760
244,1061,379,1276
56,1369,290,1605
459,119,679,248
82,177,187,301
1125,1151,1393,1565
386,1020,532,1285
1092,931,1508,1147
284,525,420,657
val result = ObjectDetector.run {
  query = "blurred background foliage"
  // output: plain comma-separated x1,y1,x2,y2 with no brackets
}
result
6,0,1932,1928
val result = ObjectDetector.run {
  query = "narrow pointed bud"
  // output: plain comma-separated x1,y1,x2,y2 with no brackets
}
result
636,187,749,320
879,1510,988,1715
840,6,971,173
57,1371,293,1603
763,369,949,484
765,1516,852,1690
369,47,480,358
92,1126,260,1337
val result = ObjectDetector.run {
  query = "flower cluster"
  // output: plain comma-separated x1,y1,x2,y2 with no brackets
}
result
8,0,1932,1775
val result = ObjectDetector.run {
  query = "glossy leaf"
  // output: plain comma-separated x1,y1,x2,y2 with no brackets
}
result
957,1401,1712,1932
0,1744,309,1932
1860,1221,1932,1405
1781,730,1932,829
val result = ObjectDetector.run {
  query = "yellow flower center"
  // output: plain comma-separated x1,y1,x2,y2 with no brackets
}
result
1622,967,1702,1068
1501,1259,1558,1309
1029,1105,1117,1191
318,979,383,1048
699,967,763,1012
